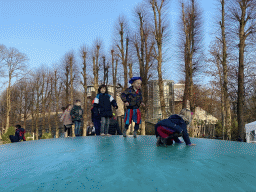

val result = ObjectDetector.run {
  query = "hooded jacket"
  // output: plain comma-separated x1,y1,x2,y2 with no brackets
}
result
155,114,191,145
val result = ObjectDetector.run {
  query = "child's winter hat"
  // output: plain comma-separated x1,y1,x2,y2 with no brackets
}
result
129,77,142,84
179,108,192,125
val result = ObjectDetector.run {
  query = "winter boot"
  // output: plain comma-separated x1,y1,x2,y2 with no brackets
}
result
123,128,127,137
156,136,162,147
133,130,137,138
161,138,168,147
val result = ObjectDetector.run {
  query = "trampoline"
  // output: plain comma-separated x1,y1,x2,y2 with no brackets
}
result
0,136,256,192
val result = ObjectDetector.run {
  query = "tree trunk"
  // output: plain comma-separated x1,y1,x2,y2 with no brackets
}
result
54,71,60,139
5,82,11,132
35,88,39,140
42,75,46,135
111,50,118,116
70,57,74,105
182,3,190,110
48,78,53,134
237,2,246,141
82,51,88,136
151,0,167,119
119,23,129,90
237,41,245,140
157,50,167,119
221,0,231,140
65,66,69,106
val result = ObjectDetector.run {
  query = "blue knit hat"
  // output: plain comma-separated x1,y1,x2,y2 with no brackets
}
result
129,77,142,84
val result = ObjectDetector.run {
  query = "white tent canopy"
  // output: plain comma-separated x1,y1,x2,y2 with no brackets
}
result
245,121,256,143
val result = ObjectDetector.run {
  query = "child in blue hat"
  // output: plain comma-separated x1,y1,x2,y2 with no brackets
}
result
121,77,145,138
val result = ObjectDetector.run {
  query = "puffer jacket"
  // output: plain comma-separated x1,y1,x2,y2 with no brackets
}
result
155,114,191,145
121,86,143,109
93,93,118,117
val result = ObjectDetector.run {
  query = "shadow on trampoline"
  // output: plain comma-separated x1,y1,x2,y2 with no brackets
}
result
0,136,256,192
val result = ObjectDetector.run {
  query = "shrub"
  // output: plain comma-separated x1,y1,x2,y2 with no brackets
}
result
2,126,16,144
25,132,34,141
41,132,53,139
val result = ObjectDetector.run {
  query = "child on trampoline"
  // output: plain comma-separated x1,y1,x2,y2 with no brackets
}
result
155,108,196,147
93,84,118,136
121,77,145,138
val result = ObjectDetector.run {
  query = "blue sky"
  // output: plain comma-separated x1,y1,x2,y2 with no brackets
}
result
0,0,216,85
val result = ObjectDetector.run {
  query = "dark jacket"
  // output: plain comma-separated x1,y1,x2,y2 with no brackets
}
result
121,86,143,109
9,128,26,143
70,105,83,122
91,106,101,122
155,114,191,145
108,117,122,135
94,93,118,117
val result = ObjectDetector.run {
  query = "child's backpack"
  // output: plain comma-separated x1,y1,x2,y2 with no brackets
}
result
16,128,26,141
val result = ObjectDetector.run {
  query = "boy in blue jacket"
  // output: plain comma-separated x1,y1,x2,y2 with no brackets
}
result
155,109,196,146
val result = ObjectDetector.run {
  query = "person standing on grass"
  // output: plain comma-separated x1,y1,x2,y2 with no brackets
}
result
121,77,145,138
60,104,73,137
70,100,83,136
93,84,118,136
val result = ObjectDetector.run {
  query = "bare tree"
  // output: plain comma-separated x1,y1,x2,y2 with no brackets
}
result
41,69,53,135
61,51,77,106
208,40,227,139
33,72,43,140
132,3,156,134
229,0,256,140
111,49,118,101
54,69,62,138
114,15,130,90
92,39,103,92
178,0,204,112
0,46,28,132
102,56,110,86
148,0,170,119
217,0,232,139
29,80,36,134
47,73,54,134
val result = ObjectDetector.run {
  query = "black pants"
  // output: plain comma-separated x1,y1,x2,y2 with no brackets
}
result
125,123,139,131
9,135,19,143
64,125,72,136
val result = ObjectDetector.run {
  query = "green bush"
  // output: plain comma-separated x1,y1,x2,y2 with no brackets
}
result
41,132,53,139
1,126,16,144
25,132,34,141
215,121,223,137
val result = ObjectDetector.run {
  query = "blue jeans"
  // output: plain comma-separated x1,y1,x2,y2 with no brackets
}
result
101,117,110,134
74,121,82,136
